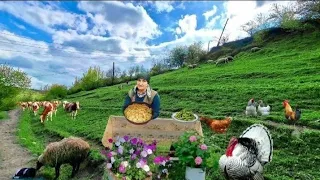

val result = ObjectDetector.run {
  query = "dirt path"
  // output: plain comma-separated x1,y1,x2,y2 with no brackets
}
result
0,109,35,179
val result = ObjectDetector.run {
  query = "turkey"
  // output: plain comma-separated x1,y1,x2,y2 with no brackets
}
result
219,124,273,180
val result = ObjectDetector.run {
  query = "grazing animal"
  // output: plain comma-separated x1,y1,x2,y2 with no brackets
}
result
188,64,198,69
20,102,28,111
40,102,54,123
219,124,273,180
32,102,39,116
207,60,214,63
65,102,80,119
36,137,90,179
251,47,262,53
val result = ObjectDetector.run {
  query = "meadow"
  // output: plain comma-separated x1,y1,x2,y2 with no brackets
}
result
17,29,320,179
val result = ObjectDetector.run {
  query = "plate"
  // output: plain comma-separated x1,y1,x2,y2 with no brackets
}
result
124,102,153,125
172,112,198,123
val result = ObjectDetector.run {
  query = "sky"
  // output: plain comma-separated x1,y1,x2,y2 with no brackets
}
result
0,1,292,89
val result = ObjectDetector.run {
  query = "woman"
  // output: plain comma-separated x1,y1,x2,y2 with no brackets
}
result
123,73,160,119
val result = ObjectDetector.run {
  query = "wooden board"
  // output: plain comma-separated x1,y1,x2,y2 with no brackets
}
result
101,116,203,150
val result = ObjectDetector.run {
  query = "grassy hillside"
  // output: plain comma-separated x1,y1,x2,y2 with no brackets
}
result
18,29,320,179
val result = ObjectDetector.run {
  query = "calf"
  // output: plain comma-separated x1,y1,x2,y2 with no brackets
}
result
40,102,54,123
65,102,80,119
32,102,39,116
20,102,28,111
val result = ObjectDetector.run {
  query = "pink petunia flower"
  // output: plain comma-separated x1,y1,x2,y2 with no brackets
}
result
195,156,202,165
119,164,126,173
189,135,197,142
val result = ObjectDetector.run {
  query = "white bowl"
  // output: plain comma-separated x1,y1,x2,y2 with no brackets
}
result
172,112,199,122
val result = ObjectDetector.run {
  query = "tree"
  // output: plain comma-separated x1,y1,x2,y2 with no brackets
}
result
169,45,188,68
0,64,31,89
128,66,135,80
0,64,31,110
186,42,205,64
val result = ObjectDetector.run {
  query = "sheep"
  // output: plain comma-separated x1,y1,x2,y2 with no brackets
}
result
251,47,261,52
36,137,91,179
216,57,228,65
226,56,234,61
188,64,198,69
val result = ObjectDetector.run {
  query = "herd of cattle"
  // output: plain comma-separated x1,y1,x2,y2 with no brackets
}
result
18,100,80,123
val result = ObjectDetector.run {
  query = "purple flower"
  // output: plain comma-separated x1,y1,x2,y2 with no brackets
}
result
141,150,148,157
124,135,130,142
200,144,207,150
154,156,163,164
189,135,197,142
119,164,126,173
118,148,123,154
135,149,141,156
122,177,126,180
106,163,112,169
100,150,108,156
139,159,147,167
107,152,113,158
195,156,202,165
131,138,138,145
131,154,137,160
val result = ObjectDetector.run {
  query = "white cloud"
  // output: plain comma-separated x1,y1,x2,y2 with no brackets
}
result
13,22,26,30
0,2,88,34
177,14,197,35
203,5,218,21
219,1,293,41
78,1,161,43
153,1,174,13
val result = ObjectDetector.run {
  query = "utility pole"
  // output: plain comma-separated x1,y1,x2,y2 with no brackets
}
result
112,62,115,85
217,18,229,47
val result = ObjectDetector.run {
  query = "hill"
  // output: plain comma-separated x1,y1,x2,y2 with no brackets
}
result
18,28,320,179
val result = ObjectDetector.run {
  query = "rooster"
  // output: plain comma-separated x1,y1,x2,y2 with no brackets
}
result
257,100,271,116
200,116,232,134
283,100,301,126
219,124,273,180
245,98,257,116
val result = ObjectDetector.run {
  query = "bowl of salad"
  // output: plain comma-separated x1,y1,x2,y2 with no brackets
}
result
172,109,198,122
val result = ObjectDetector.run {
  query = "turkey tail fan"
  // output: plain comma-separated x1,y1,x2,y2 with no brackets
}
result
240,124,273,164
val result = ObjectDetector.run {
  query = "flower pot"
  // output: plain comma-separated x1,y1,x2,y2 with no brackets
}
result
185,167,205,180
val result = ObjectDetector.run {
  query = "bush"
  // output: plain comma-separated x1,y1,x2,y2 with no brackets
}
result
45,84,68,99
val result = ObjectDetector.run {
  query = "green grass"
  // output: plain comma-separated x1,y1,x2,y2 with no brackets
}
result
0,111,8,120
18,29,320,179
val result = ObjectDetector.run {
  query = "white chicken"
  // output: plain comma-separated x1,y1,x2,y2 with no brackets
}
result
257,100,271,116
219,124,273,180
245,98,257,116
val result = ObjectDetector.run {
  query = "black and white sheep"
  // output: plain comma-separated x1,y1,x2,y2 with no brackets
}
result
251,47,262,52
36,137,90,179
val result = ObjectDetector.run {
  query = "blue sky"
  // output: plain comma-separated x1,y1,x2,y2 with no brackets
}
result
0,1,291,89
